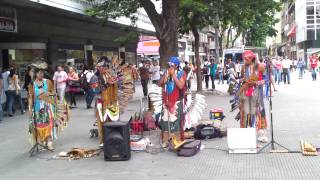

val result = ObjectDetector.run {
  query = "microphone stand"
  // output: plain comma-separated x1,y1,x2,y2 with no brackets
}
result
258,57,291,153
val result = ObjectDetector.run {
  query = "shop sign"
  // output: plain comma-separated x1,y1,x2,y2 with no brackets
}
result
0,6,17,33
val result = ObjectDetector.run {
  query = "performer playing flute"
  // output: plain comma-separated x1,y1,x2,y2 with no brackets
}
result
158,56,187,147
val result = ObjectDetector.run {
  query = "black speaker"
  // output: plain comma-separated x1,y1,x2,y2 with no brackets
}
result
103,121,131,161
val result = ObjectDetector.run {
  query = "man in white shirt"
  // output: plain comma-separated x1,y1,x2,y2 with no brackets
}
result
53,65,68,103
150,60,161,84
282,56,291,84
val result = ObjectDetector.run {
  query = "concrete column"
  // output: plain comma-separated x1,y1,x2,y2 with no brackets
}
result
2,49,9,69
47,39,59,67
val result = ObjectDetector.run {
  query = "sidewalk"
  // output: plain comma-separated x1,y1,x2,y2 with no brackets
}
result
1,72,320,180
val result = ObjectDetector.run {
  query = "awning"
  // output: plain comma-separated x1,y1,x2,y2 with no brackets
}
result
287,25,296,37
137,39,159,55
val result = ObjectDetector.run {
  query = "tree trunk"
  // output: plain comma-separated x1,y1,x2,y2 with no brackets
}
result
226,27,232,48
158,36,178,68
214,27,220,63
191,25,202,92
139,0,179,68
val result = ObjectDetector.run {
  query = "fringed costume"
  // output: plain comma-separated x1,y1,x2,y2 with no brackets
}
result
239,64,267,129
28,79,70,148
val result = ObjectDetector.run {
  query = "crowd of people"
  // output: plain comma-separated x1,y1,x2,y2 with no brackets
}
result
0,52,319,125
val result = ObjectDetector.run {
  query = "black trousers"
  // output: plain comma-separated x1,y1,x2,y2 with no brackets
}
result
141,79,149,96
211,75,215,89
69,92,77,106
204,75,210,89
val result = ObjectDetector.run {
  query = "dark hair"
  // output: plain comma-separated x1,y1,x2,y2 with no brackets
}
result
9,68,16,77
56,65,63,70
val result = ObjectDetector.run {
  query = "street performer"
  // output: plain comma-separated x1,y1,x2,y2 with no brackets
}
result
158,56,187,148
95,57,120,145
239,50,268,142
28,69,56,150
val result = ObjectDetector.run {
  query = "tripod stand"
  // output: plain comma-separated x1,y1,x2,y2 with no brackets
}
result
29,93,54,157
258,57,290,153
29,117,54,157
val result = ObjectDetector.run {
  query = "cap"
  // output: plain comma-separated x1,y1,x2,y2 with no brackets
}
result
169,56,180,67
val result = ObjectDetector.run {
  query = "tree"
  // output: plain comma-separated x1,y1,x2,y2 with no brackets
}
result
210,0,281,50
86,0,179,68
179,0,210,92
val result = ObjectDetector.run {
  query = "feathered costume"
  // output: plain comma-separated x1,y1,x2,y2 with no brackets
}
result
149,56,206,144
95,57,134,144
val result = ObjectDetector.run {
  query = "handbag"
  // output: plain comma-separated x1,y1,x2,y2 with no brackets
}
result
177,139,201,157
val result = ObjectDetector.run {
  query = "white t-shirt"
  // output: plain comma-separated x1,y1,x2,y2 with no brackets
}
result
2,71,10,91
150,65,160,81
83,70,94,83
53,71,68,89
282,59,292,69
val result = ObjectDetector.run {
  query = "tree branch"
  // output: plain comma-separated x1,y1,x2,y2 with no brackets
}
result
138,0,163,33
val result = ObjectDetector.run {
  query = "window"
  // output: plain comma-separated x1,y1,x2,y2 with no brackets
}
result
307,29,315,40
307,6,315,15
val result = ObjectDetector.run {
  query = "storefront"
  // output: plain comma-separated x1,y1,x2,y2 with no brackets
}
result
0,0,152,77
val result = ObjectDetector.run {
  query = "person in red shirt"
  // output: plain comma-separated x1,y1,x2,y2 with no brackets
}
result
309,53,318,81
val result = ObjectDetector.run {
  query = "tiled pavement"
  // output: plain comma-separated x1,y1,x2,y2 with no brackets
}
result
1,72,320,180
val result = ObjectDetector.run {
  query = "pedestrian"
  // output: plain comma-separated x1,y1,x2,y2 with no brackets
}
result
7,68,25,117
139,61,150,97
23,66,33,92
2,68,10,115
297,58,305,79
53,65,68,103
274,58,282,84
282,56,291,84
225,58,235,84
183,61,192,90
235,60,241,78
203,59,211,89
309,53,318,81
217,60,224,84
210,59,217,90
67,66,80,108
80,66,96,109
150,60,160,84
0,72,3,123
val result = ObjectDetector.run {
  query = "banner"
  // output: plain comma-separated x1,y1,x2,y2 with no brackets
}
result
0,6,17,33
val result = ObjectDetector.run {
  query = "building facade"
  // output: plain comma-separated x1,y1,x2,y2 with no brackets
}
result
296,0,320,63
0,0,154,75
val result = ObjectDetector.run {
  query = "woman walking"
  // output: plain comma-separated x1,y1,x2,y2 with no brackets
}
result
67,67,80,108
7,69,25,117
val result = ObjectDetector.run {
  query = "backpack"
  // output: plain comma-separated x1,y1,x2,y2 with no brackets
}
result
80,72,89,90
194,124,222,140
202,66,209,75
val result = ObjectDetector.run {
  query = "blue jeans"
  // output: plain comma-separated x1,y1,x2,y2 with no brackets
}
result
312,68,317,81
85,88,96,107
0,95,3,122
299,67,304,78
274,69,280,84
7,90,24,115
218,72,224,84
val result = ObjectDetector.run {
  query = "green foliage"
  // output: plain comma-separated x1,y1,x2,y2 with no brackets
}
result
209,0,281,47
179,0,210,34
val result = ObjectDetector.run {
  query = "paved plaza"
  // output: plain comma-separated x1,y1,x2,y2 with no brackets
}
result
1,72,320,180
